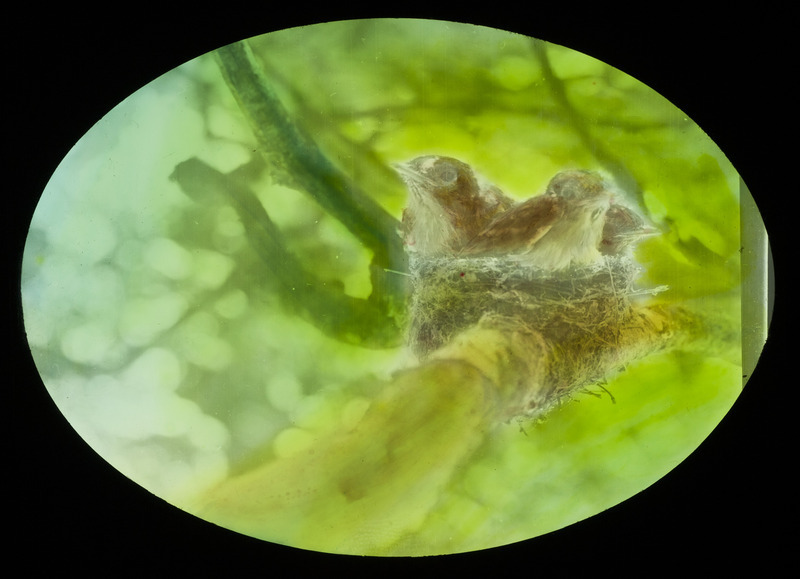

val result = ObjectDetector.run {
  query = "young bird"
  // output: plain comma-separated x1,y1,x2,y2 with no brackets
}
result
461,170,613,270
600,203,659,256
395,156,514,256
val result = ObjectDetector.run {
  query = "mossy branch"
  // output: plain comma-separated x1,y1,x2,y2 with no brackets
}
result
214,41,408,308
193,296,696,555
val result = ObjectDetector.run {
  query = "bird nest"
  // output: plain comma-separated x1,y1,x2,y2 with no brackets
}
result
406,253,669,419
407,253,659,364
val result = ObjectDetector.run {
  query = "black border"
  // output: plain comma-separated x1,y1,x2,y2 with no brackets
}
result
9,8,792,574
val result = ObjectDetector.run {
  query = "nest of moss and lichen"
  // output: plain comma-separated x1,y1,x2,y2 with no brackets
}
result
406,254,667,419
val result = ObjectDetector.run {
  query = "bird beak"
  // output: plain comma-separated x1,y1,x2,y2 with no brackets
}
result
635,226,661,239
621,225,661,241
392,161,416,181
392,162,412,182
392,161,430,196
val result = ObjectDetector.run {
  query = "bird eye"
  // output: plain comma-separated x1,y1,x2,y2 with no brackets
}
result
434,164,458,185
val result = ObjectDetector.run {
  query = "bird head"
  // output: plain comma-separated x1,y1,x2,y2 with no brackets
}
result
394,156,479,205
394,156,498,255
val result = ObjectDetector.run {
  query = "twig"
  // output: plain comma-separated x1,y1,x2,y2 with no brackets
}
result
532,41,643,202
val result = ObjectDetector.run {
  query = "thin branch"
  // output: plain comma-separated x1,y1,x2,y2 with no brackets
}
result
170,157,402,348
533,41,644,203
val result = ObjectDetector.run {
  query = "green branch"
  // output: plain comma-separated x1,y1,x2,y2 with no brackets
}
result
213,41,408,308
171,158,402,348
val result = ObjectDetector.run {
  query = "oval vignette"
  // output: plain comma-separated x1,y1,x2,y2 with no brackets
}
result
20,19,773,558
